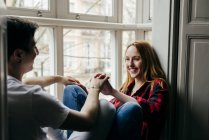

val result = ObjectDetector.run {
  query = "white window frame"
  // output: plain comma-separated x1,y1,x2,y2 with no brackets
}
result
135,0,152,40
5,0,56,18
57,0,118,23
143,0,152,23
4,0,152,98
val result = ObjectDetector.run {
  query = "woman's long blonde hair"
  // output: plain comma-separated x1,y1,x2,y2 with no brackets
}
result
120,41,166,93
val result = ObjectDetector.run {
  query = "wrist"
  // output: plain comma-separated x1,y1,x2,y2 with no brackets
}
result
111,89,118,97
87,87,100,93
55,75,62,83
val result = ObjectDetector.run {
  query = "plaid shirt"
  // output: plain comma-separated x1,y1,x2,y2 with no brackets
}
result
110,78,169,140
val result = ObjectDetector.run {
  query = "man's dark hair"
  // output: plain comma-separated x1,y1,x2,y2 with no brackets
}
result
7,16,38,60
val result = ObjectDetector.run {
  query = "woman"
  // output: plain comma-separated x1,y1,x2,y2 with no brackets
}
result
101,41,169,140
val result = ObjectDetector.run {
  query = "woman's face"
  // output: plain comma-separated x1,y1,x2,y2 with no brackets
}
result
21,37,39,74
125,45,143,79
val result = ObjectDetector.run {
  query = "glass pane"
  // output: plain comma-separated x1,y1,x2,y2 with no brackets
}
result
144,31,152,44
63,29,112,85
6,0,49,10
149,0,153,20
122,31,135,82
123,0,136,23
69,0,112,16
23,27,55,94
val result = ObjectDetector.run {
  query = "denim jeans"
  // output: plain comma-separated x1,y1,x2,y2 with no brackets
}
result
63,85,87,138
48,85,115,140
47,85,87,140
108,102,143,140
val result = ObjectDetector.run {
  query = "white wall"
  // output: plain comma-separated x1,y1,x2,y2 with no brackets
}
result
152,0,172,139
152,0,171,75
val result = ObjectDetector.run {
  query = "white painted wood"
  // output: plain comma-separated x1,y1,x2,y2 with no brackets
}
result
190,0,209,23
152,1,171,140
5,0,56,18
136,0,143,23
19,16,152,30
188,40,209,140
143,0,151,23
152,0,171,75
177,0,209,139
115,30,122,89
57,0,117,23
54,27,64,101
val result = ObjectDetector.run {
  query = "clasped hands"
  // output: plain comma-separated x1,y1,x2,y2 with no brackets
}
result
87,73,109,92
62,73,113,94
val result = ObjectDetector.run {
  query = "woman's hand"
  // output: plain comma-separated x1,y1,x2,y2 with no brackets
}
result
100,80,115,96
87,73,109,92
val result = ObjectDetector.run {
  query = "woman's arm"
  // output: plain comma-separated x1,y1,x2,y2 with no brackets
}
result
101,80,137,104
135,79,169,120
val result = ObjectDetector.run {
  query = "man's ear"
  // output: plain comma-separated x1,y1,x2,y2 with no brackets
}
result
13,49,25,63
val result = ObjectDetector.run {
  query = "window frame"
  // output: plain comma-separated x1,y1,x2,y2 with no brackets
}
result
5,0,152,98
57,0,118,23
5,0,56,18
143,0,152,23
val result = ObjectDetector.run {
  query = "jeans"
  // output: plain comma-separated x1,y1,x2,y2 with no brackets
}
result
108,102,143,140
48,85,115,140
63,85,87,138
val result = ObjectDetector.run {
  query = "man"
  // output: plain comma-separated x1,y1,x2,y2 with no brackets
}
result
7,16,115,140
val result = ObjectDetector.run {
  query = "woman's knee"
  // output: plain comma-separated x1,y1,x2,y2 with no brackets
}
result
64,85,87,97
63,85,87,103
63,85,87,110
117,102,143,119
99,99,116,118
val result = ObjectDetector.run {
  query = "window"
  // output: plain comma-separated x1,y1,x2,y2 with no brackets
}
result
5,0,153,97
6,0,49,10
122,31,135,82
57,0,117,22
63,29,112,85
69,0,113,16
23,27,55,95
145,31,152,43
149,0,153,20
123,0,136,23
5,0,55,17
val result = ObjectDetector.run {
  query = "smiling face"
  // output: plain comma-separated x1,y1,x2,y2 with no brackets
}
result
125,45,143,80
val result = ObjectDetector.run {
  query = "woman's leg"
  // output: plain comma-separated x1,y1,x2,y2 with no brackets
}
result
48,85,87,140
68,99,116,140
63,85,87,137
108,102,143,140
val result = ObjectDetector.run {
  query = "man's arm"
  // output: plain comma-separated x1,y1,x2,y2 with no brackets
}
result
23,75,79,87
59,74,109,131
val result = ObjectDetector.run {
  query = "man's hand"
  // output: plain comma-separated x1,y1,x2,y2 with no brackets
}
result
59,76,80,85
60,76,88,93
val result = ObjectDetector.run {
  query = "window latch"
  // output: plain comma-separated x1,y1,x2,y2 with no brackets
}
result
37,11,43,17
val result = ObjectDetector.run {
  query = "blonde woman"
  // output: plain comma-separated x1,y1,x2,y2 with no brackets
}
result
101,41,169,140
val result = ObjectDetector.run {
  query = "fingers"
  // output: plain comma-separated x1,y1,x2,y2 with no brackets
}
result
66,76,80,84
67,79,79,83
94,73,109,79
94,73,105,78
64,81,78,86
102,75,110,82
94,73,102,78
